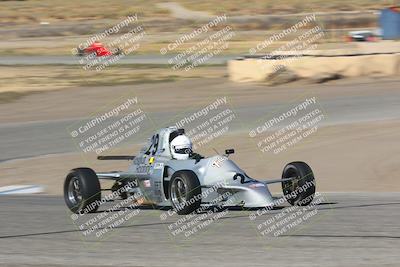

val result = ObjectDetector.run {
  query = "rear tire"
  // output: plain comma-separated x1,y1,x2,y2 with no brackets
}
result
169,170,201,215
64,168,101,214
113,47,123,55
76,47,85,56
111,180,129,200
281,162,315,206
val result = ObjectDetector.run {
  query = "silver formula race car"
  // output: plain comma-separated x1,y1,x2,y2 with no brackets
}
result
64,126,316,215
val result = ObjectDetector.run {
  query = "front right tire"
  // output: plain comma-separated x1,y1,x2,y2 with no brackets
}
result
281,161,316,206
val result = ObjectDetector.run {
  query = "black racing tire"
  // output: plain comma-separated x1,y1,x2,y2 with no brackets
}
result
114,47,123,55
111,180,129,200
281,162,315,206
169,170,201,215
76,47,85,56
64,168,101,214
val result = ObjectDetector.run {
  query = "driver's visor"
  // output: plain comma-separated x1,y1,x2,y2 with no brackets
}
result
174,147,192,154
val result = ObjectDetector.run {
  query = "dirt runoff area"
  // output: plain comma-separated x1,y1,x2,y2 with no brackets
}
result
0,65,226,103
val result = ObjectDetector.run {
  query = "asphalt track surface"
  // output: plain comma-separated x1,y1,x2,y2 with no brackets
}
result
1,78,400,162
0,193,399,267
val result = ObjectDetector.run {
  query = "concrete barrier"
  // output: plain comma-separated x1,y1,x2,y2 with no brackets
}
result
228,53,400,83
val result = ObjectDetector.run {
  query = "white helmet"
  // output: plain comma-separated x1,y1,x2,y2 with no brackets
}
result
170,134,192,160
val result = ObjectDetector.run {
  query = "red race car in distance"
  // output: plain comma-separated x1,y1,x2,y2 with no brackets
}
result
75,41,123,57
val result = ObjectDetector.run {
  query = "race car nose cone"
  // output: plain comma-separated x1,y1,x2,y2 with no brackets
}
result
241,184,275,207
222,183,275,208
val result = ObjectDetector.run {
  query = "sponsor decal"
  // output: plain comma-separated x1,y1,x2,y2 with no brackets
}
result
154,162,164,169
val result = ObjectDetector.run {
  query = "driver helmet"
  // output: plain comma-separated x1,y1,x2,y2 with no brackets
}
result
170,134,192,160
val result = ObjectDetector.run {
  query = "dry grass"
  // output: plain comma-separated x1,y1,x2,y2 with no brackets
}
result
179,0,392,15
0,0,168,25
0,29,346,56
0,0,387,56
0,64,226,102
0,0,391,24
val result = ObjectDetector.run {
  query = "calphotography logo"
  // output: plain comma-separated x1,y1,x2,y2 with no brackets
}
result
70,181,145,240
249,97,326,154
160,14,235,71
159,182,240,239
253,192,325,238
248,13,326,72
72,14,147,72
173,96,237,150
67,96,153,157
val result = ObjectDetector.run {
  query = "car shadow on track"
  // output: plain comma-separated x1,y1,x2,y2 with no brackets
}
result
2,201,400,240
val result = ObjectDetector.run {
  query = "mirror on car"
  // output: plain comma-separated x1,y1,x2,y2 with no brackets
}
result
225,149,235,155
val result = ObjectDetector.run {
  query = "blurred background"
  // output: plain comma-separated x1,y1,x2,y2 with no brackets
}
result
1,0,399,96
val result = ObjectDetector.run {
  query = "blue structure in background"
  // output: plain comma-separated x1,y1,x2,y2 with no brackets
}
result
380,7,400,40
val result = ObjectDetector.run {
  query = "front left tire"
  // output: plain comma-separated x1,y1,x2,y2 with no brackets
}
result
169,170,201,215
64,168,101,214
